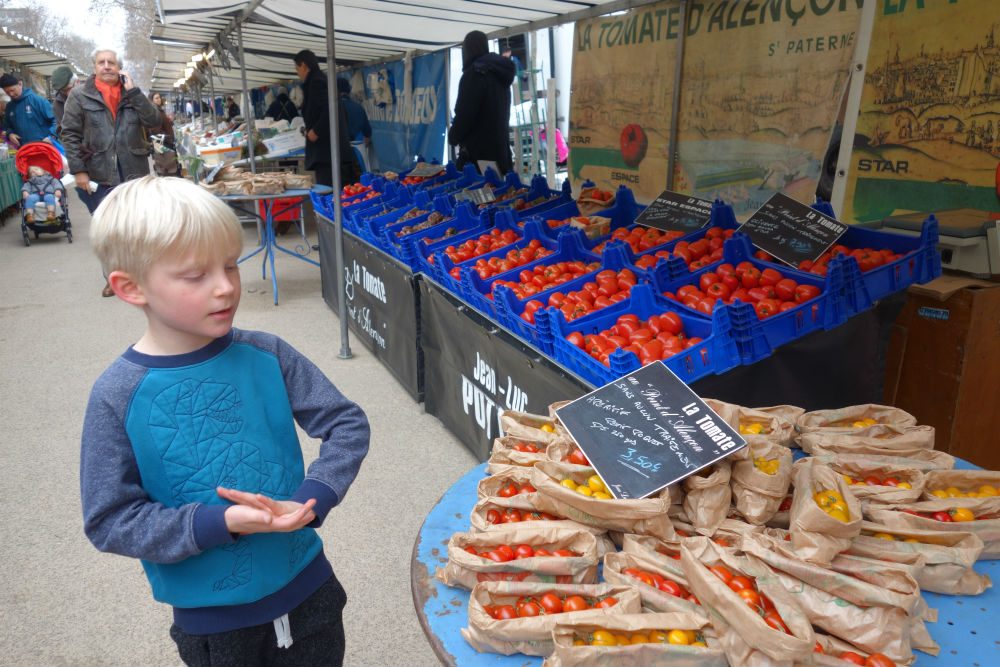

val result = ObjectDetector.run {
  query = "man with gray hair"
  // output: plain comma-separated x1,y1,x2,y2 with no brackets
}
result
62,48,161,297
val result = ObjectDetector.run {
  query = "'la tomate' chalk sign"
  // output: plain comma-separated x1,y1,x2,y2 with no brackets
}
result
555,362,746,499
738,192,848,266
633,190,713,234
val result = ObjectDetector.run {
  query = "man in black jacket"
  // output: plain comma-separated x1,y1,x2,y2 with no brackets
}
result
264,86,299,123
293,49,359,187
448,31,516,175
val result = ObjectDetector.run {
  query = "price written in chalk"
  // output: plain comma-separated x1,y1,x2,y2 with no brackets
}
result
633,190,713,234
739,192,848,266
556,362,745,499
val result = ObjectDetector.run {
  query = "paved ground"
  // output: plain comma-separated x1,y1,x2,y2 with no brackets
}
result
0,192,476,666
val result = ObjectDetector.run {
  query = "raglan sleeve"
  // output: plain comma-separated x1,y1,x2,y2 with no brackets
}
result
279,338,370,527
80,370,236,563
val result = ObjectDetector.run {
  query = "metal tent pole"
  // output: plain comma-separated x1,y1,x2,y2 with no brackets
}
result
235,21,257,174
666,0,687,191
208,65,217,130
326,0,352,359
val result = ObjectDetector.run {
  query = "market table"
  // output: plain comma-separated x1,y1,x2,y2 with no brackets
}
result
220,186,331,305
412,460,999,666
0,155,21,212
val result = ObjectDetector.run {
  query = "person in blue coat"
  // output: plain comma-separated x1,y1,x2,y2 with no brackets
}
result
1,73,57,146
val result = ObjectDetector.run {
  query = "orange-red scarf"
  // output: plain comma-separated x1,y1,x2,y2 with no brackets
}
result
94,78,122,119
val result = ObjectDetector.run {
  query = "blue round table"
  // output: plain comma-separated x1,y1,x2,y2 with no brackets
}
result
411,460,999,666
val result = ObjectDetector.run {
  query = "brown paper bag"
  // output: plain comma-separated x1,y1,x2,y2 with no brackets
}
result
865,499,1000,559
544,612,726,667
730,441,794,525
848,521,991,595
461,581,641,656
501,409,564,444
436,526,599,590
669,515,759,549
468,498,618,557
789,459,862,565
796,425,939,461
603,552,702,614
923,470,1000,501
681,462,733,536
487,435,549,474
546,440,594,472
621,533,687,580
477,467,539,510
530,461,675,540
704,399,799,449
805,455,926,504
679,537,815,665
796,404,918,434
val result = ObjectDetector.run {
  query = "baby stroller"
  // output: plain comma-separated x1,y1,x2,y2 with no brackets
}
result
15,141,72,246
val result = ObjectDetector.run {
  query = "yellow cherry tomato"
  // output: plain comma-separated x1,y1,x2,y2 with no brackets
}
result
592,491,613,500
829,501,849,516
945,486,963,498
573,638,587,646
843,474,855,485
827,507,850,522
814,490,839,509
648,630,670,644
667,629,691,645
629,633,650,644
691,641,708,647
615,634,631,646
931,489,948,498
591,630,616,646
896,482,912,490
873,532,896,541
951,507,975,522
540,423,556,433
904,538,921,543
560,478,578,491
575,485,593,497
979,485,998,497
852,420,867,428
588,475,606,493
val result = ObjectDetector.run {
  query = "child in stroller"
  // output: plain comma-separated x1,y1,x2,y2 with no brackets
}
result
15,141,72,245
22,164,65,223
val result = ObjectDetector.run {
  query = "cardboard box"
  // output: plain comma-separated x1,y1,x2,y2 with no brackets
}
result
884,275,1000,469
263,130,305,157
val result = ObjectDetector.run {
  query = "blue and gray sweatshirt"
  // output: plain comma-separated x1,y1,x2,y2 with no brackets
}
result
80,328,370,634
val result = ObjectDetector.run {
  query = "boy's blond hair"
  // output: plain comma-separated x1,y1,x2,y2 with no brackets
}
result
91,176,243,282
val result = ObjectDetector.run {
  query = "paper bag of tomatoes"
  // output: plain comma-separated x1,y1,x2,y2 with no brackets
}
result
575,187,616,217
436,526,600,590
477,467,542,510
602,551,703,615
865,497,1000,559
543,612,727,667
468,498,618,557
461,581,641,656
814,631,909,667
529,461,676,540
681,462,733,537
922,470,1000,503
848,521,991,595
797,428,950,470
765,493,793,530
545,441,594,472
678,537,815,666
620,533,689,581
500,410,567,445
703,399,802,449
810,456,926,504
488,436,549,474
729,440,794,526
789,459,862,566
796,404,918,435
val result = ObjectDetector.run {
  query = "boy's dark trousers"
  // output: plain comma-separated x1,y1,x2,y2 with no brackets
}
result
169,574,347,667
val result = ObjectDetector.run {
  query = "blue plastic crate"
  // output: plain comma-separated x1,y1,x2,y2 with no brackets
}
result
654,235,851,365
479,174,566,220
548,283,741,386
344,181,405,234
459,229,601,319
515,185,643,244
385,201,487,266
362,190,436,247
372,193,454,253
423,164,498,200
426,218,560,300
490,243,640,349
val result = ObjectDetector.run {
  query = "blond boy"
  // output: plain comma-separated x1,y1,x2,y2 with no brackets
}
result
81,176,369,666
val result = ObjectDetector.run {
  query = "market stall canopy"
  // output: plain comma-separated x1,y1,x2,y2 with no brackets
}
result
152,40,301,93
0,25,85,78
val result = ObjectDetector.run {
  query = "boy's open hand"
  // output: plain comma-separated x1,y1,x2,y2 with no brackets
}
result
218,487,317,535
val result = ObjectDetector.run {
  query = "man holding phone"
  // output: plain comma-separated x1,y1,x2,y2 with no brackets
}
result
62,49,161,296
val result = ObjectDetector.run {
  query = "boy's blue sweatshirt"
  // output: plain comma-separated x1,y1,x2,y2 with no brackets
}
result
80,328,370,634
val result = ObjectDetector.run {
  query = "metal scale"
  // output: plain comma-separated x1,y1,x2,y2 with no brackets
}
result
878,208,1000,279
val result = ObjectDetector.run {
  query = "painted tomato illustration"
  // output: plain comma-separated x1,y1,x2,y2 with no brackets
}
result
620,123,648,167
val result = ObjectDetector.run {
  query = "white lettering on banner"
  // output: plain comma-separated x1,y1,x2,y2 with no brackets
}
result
461,352,529,440
343,261,387,348
363,85,439,125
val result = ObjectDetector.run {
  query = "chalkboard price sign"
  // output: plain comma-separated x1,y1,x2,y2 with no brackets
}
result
633,190,713,234
555,362,746,500
739,193,848,266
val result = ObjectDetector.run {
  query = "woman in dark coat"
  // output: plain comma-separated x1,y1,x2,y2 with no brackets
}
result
448,31,516,175
293,49,359,187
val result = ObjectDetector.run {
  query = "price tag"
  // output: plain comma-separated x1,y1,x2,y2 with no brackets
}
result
633,190,713,234
454,185,496,206
408,162,446,178
555,362,745,499
739,193,848,266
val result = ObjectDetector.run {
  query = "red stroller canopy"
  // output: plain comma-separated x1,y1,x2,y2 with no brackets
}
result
15,141,64,179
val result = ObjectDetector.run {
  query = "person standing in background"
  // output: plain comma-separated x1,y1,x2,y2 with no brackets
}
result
50,65,78,137
336,78,371,146
264,86,299,123
1,72,57,146
226,95,240,121
448,31,515,175
292,49,359,187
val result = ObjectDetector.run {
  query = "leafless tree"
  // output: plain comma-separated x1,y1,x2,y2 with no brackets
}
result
90,0,156,90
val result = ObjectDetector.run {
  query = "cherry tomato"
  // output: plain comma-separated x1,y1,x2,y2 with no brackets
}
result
539,592,564,614
464,546,479,555
486,509,502,524
495,545,516,561
864,653,897,667
533,547,552,557
737,588,762,610
728,576,754,592
553,549,576,557
484,550,509,563
514,544,535,559
708,564,734,584
497,482,518,498
517,601,542,617
595,596,618,608
494,604,517,620
762,610,790,634
562,595,590,612
658,579,685,597
840,652,867,666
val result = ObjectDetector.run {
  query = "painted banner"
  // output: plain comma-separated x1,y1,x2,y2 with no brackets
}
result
570,0,861,215
569,0,681,204
842,0,1000,223
350,51,448,174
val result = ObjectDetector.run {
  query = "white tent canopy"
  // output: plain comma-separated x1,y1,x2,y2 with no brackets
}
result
0,25,85,79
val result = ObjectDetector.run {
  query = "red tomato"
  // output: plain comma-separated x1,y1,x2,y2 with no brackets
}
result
774,278,797,302
840,652,867,666
517,601,542,617
486,509,502,524
533,547,552,557
762,610,790,634
464,546,479,555
659,312,683,335
932,511,953,522
495,604,518,620
699,273,720,292
495,545,516,561
737,588,762,611
795,284,821,303
728,576,754,592
658,579,685,597
864,653,896,667
759,268,783,286
754,299,780,319
514,544,535,559
516,483,536,495
562,595,590,612
497,482,518,498
708,564,734,584
553,549,576,557
595,596,618,608
484,550,509,563
567,332,585,349
706,281,731,301
539,592,564,614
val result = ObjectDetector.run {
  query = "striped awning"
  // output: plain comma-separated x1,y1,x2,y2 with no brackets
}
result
0,25,86,78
